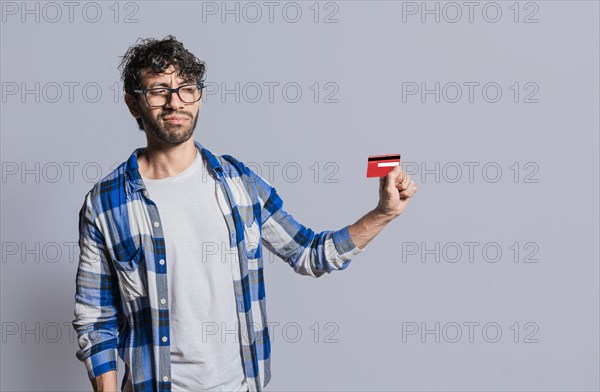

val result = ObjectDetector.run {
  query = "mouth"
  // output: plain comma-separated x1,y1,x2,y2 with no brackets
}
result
163,116,189,125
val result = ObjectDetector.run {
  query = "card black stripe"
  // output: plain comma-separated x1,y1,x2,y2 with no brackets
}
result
368,154,401,162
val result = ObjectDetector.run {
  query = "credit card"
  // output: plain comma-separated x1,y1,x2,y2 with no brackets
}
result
366,154,401,177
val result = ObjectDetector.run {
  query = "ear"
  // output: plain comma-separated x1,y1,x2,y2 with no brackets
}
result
125,93,142,119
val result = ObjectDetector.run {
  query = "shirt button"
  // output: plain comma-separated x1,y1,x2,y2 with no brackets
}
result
162,336,168,342
154,221,160,228
162,376,169,382
159,259,165,265
160,298,166,305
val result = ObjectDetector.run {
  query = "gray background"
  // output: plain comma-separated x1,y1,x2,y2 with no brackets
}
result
1,0,599,390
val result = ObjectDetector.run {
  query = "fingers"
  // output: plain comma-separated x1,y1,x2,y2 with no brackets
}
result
380,166,397,187
380,165,417,194
380,165,405,186
391,166,416,197
392,166,410,191
384,165,402,192
402,176,413,191
398,180,417,199
378,164,417,199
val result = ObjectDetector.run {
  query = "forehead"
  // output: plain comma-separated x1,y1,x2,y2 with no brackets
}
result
139,66,189,87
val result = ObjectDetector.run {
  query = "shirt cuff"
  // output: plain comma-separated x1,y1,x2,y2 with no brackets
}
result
83,347,118,380
332,225,364,257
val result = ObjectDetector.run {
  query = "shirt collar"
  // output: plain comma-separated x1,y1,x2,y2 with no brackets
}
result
124,139,224,199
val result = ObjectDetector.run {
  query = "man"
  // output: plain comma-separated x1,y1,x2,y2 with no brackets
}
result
72,35,417,392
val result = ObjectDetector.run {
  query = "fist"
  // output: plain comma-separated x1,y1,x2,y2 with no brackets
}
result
375,164,417,219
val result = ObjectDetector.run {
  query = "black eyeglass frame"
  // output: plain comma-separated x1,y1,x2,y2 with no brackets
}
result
132,82,205,107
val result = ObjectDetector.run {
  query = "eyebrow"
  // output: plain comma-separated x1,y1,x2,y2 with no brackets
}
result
146,80,195,89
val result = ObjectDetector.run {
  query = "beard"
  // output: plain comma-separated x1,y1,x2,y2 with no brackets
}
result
140,108,199,145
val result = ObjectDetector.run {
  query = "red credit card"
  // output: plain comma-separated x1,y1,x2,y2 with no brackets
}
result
366,154,401,177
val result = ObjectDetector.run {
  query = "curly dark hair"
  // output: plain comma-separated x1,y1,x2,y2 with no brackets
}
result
118,35,206,130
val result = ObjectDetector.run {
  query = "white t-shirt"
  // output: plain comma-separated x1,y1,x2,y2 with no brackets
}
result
142,150,247,391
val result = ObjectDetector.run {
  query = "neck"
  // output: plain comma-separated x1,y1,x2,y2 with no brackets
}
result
138,138,198,180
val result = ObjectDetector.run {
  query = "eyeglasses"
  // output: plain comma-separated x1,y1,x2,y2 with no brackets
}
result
133,82,204,107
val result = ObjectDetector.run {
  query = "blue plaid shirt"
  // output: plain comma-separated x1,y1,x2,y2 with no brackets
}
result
72,140,363,391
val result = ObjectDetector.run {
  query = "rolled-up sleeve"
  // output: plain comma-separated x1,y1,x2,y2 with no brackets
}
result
243,162,364,278
72,191,121,379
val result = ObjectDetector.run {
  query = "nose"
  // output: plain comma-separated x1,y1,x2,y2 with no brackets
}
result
165,89,185,109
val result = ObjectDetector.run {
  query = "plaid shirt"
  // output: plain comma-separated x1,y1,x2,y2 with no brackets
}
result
72,140,363,391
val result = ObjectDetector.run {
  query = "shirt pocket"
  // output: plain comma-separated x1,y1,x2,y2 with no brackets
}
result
112,245,148,302
243,216,262,259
